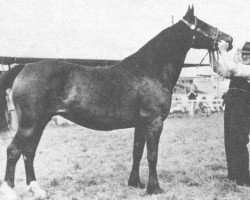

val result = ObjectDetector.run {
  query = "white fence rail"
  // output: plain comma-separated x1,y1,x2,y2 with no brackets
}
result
170,99,224,117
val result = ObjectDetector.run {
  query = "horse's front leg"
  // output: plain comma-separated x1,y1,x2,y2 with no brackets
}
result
145,116,164,194
128,125,146,189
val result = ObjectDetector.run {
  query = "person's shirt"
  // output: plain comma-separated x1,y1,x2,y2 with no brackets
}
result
187,87,197,100
188,92,197,100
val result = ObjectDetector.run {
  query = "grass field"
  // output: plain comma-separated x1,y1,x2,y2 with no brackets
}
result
1,113,250,200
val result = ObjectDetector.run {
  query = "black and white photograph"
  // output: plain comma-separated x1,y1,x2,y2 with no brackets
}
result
0,0,249,199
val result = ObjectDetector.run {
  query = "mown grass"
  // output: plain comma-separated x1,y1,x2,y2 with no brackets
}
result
1,113,250,199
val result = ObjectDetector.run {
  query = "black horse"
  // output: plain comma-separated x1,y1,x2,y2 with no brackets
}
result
0,6,232,199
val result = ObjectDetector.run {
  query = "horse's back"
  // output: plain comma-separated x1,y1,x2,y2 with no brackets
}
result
11,59,171,130
11,60,139,129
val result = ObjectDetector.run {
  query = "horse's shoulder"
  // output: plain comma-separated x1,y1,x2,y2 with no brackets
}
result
137,77,170,102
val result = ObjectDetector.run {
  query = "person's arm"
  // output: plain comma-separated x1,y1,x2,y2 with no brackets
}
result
213,58,232,78
214,42,250,79
230,62,250,79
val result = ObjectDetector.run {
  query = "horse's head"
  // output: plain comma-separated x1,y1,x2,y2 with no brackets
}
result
182,5,233,51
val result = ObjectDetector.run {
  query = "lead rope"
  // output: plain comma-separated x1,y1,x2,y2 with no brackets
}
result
215,27,220,66
208,27,220,73
196,50,217,88
198,26,220,70
196,51,209,68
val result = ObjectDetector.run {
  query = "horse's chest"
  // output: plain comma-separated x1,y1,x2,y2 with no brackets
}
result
138,80,172,117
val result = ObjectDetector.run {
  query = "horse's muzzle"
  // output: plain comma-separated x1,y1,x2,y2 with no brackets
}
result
213,36,233,52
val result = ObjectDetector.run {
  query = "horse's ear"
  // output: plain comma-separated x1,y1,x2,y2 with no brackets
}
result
191,5,194,15
184,5,193,18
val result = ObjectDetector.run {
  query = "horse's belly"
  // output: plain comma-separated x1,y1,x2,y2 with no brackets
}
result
65,106,136,131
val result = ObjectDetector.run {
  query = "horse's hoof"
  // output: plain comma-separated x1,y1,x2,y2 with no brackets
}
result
146,185,164,195
28,181,47,200
128,180,146,189
0,182,18,200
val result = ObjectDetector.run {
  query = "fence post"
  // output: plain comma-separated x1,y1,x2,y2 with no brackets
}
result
189,100,195,117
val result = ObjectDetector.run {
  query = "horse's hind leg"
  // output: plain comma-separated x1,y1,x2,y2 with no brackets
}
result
4,131,22,188
128,125,146,189
0,129,22,200
1,120,48,200
21,124,47,199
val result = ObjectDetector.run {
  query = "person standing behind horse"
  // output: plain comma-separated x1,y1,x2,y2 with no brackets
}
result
214,41,250,186
187,80,198,100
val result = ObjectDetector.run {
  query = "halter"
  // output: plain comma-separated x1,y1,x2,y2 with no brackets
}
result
181,18,197,30
182,17,220,63
181,17,220,43
182,17,220,76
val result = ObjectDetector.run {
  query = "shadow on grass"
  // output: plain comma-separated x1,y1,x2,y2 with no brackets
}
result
205,163,227,171
159,169,201,187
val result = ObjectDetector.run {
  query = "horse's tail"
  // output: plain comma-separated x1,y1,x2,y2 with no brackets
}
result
0,64,25,134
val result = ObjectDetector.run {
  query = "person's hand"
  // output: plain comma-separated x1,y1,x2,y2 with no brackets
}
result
218,41,229,53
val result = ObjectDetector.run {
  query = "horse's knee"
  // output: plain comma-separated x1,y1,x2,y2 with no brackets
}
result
6,144,21,162
147,151,158,164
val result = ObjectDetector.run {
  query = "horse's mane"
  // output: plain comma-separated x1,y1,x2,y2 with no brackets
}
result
119,21,191,68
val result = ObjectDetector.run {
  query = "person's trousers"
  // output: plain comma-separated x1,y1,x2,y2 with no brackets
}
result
224,89,250,185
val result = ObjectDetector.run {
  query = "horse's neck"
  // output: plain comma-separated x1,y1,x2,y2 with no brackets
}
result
127,22,192,90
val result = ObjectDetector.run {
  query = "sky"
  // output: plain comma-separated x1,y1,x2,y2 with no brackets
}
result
0,0,249,63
